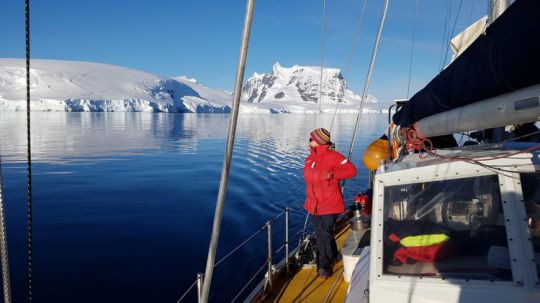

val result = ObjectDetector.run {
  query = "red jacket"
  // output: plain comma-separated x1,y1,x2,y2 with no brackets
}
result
303,144,357,215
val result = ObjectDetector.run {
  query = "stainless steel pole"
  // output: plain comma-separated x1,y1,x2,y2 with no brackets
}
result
285,208,289,272
0,156,12,303
196,273,203,303
267,221,273,290
347,0,389,161
199,0,256,302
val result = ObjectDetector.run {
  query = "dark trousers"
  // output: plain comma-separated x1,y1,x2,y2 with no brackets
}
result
311,214,339,271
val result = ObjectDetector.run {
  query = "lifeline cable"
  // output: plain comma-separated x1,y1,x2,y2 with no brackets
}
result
25,0,33,301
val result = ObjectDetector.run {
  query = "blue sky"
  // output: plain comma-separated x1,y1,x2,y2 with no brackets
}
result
0,0,489,102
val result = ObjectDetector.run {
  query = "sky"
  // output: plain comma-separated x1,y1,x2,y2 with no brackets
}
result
0,0,491,103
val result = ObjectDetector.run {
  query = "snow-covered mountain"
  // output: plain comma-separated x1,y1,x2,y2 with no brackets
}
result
0,59,381,113
0,58,228,113
241,62,379,113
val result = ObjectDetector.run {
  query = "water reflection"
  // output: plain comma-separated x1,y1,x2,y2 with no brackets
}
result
0,112,389,302
1,112,386,164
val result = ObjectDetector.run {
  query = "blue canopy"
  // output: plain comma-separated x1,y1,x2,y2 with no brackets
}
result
393,0,540,127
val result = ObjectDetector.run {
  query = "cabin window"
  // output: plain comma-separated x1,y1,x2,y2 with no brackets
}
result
382,175,512,281
520,173,540,280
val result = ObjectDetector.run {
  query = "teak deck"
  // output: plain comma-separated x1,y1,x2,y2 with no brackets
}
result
271,227,351,303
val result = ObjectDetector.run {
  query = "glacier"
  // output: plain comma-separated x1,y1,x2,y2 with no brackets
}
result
0,59,382,114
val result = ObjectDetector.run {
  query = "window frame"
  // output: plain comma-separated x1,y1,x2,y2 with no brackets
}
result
371,162,539,289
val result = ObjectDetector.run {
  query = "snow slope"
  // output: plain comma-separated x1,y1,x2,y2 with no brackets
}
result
0,59,209,112
0,59,381,113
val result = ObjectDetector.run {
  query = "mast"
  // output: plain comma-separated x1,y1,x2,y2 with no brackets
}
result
488,0,510,25
199,0,255,302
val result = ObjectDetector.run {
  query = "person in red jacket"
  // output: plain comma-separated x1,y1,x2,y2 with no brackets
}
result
303,128,357,278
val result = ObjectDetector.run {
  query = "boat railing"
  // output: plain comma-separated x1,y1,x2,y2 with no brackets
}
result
176,206,309,303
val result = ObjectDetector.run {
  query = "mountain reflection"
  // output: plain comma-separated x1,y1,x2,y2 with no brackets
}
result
0,112,387,165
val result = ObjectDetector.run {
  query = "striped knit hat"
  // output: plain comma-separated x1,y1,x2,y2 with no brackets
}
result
310,128,331,145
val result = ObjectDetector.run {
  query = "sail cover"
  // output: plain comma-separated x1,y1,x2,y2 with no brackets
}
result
393,0,540,127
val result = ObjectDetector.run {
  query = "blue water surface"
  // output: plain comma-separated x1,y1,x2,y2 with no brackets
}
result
0,112,388,302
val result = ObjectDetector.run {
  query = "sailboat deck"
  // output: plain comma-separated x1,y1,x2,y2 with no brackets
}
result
270,227,351,303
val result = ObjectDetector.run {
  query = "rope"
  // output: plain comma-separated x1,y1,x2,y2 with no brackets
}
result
441,0,463,68
329,0,368,133
25,0,33,301
230,260,268,303
0,155,12,303
176,279,197,303
406,0,419,99
398,127,540,173
318,0,327,115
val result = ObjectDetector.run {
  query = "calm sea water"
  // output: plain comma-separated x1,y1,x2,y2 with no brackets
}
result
0,112,388,302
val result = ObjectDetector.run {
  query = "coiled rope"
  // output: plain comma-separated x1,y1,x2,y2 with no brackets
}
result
25,0,34,301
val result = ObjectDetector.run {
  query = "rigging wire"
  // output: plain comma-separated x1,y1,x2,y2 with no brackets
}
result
438,0,451,71
329,0,368,133
25,0,33,301
318,0,327,116
406,0,419,99
441,0,463,68
467,0,475,25
346,0,389,161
